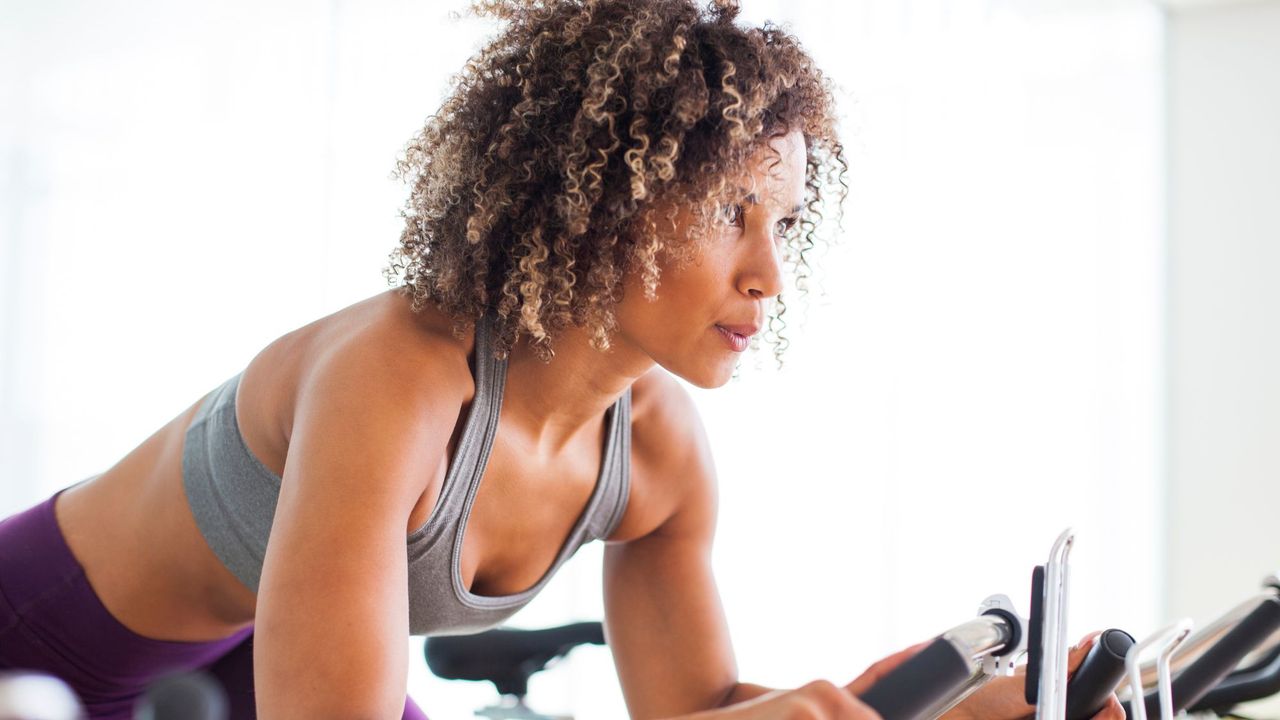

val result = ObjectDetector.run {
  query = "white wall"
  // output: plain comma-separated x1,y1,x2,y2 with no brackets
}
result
1165,0,1280,667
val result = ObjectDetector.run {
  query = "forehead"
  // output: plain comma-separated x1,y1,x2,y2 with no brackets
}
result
734,129,807,211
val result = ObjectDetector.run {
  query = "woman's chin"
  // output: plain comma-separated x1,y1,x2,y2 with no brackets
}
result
668,359,737,390
642,334,742,389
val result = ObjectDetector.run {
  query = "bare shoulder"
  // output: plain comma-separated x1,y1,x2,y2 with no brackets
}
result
629,367,707,462
611,367,718,543
296,290,475,416
279,292,480,500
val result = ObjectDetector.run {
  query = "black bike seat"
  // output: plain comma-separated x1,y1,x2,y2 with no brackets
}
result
424,621,606,697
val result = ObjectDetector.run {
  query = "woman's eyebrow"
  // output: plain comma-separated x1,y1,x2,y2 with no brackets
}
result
736,189,803,214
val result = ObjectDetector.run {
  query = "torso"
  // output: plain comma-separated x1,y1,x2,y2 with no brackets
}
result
53,289,674,643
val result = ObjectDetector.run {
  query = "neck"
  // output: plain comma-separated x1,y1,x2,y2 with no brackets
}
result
497,322,651,456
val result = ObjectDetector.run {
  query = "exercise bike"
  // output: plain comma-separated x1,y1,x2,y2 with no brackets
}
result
425,529,1129,720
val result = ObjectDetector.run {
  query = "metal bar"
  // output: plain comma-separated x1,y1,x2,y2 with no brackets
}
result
1125,620,1193,720
1037,528,1076,720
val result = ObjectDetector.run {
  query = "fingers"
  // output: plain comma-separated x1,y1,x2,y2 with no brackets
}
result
1066,631,1104,674
1076,630,1104,649
795,679,883,720
844,640,932,696
1089,695,1125,720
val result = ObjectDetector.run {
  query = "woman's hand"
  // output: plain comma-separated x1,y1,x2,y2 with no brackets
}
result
666,642,929,720
943,633,1126,720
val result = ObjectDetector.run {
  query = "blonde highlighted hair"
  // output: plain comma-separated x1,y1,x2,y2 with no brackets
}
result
385,0,847,361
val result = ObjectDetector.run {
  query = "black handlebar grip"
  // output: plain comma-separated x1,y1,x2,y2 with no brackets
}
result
1188,643,1280,714
859,637,973,720
1133,596,1280,719
1064,629,1134,720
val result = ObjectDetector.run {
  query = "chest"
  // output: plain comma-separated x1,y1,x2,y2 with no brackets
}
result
410,416,620,598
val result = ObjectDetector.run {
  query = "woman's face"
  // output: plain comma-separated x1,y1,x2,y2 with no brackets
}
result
615,128,808,388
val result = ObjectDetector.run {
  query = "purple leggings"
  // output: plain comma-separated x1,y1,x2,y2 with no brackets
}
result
0,488,429,719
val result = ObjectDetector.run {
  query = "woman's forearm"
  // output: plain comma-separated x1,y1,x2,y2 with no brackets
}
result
718,682,778,707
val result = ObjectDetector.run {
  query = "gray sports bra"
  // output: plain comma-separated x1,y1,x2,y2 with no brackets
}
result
182,313,632,636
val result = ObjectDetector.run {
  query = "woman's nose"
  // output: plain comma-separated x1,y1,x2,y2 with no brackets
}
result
739,231,785,300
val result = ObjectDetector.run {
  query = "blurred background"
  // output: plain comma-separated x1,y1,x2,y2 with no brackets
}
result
0,0,1276,716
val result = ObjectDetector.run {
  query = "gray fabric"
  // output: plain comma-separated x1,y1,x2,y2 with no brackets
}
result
183,313,631,636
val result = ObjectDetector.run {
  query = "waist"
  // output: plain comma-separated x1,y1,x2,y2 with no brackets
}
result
58,467,259,642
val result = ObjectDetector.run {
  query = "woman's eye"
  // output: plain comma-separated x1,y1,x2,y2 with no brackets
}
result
721,203,744,226
775,217,798,235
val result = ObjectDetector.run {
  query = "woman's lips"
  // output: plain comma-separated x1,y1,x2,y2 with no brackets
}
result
715,324,751,352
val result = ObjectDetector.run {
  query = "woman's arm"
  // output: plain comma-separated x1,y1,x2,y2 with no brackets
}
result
253,347,463,719
603,372,781,718
719,684,777,705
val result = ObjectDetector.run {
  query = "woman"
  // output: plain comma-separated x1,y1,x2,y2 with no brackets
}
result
0,1,1124,718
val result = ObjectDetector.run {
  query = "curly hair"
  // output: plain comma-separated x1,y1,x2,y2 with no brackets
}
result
384,0,847,362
